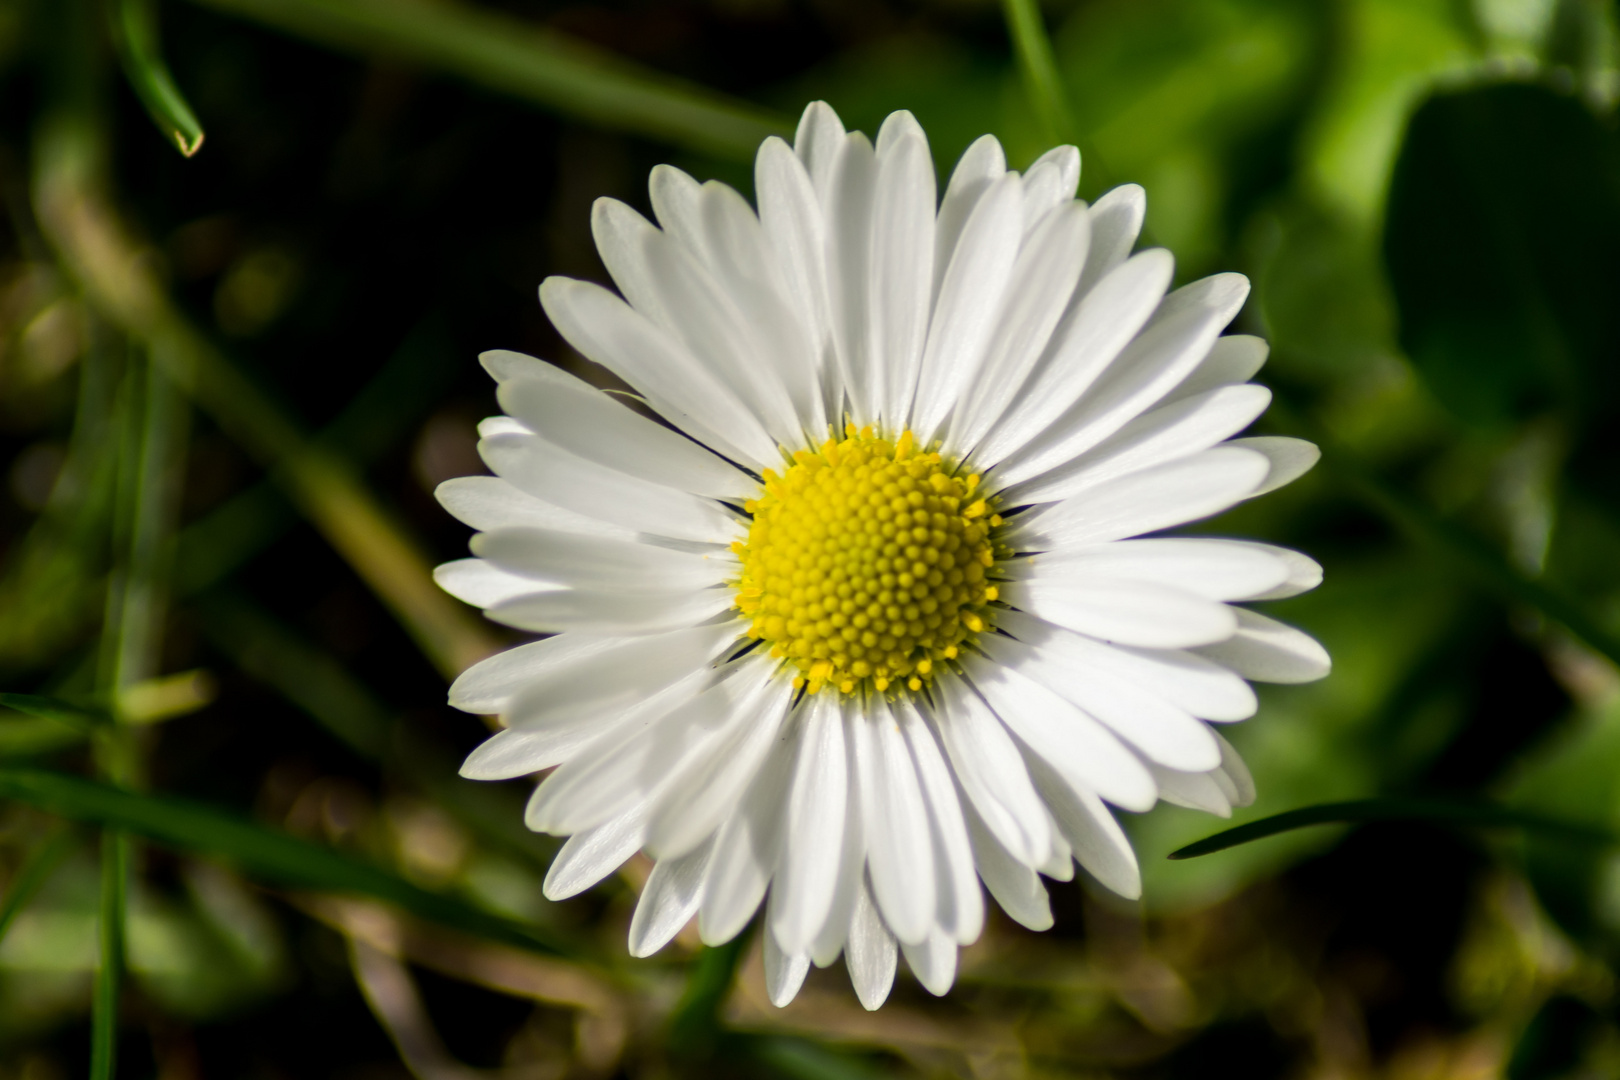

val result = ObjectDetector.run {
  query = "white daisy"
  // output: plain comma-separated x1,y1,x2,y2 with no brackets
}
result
434,102,1329,1010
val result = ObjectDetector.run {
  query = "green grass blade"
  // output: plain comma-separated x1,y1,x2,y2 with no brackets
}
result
110,0,206,156
0,826,75,944
668,928,752,1059
0,692,109,730
90,829,130,1080
1000,0,1077,145
0,768,586,960
1168,798,1619,860
182,0,790,162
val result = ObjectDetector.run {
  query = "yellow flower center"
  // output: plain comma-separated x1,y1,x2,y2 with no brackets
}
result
733,424,1002,696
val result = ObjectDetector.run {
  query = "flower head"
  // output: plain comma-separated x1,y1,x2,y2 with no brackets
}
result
435,102,1329,1009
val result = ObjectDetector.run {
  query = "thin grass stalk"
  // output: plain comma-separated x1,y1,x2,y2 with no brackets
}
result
1000,0,1077,146
89,828,129,1080
183,0,789,162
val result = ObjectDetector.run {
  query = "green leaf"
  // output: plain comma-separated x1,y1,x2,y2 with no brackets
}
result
0,692,110,730
182,0,791,163
109,0,206,156
1168,797,1617,860
0,827,74,945
1384,82,1620,427
0,768,585,960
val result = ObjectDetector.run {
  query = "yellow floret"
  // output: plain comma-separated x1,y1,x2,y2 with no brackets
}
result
734,427,1000,696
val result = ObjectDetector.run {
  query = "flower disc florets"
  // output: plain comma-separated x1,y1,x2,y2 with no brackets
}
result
734,424,1002,696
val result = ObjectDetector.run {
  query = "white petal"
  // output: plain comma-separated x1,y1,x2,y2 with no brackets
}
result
1000,576,1236,649
764,925,811,1008
809,703,867,967
772,694,852,955
934,134,1007,305
540,276,777,468
894,699,983,945
869,129,936,425
977,249,1173,467
1147,762,1233,817
985,614,1223,771
855,698,935,945
472,528,727,593
825,131,880,427
794,101,846,203
479,349,553,384
1009,446,1269,550
628,838,714,957
1242,543,1323,601
1165,334,1269,403
875,108,925,154
434,558,545,610
900,927,958,997
1075,183,1145,296
478,415,530,438
496,622,738,730
480,432,740,545
930,677,1051,867
487,585,733,636
542,806,649,900
1195,608,1330,684
525,664,750,834
435,476,635,540
949,202,1090,454
1013,537,1291,603
699,179,830,436
1020,145,1081,232
757,137,833,408
1006,384,1272,505
1228,436,1321,497
699,733,799,945
845,876,897,1011
472,661,716,778
962,799,1052,931
910,173,1024,440
1024,759,1141,899
634,228,806,447
961,652,1157,811
996,621,1256,722
997,273,1251,487
647,672,794,859
1214,729,1257,806
497,372,754,500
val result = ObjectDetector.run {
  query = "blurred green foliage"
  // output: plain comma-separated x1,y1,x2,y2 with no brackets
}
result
4,0,1620,1076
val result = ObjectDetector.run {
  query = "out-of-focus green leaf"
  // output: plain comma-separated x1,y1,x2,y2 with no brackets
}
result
0,768,584,960
0,828,73,945
748,1036,894,1080
181,0,790,162
1507,994,1610,1079
1298,0,1479,225
0,693,108,730
1169,797,1616,860
109,0,205,156
1384,82,1620,428
1054,0,1320,261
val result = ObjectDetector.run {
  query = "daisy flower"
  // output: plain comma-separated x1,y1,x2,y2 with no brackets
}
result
434,102,1329,1010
